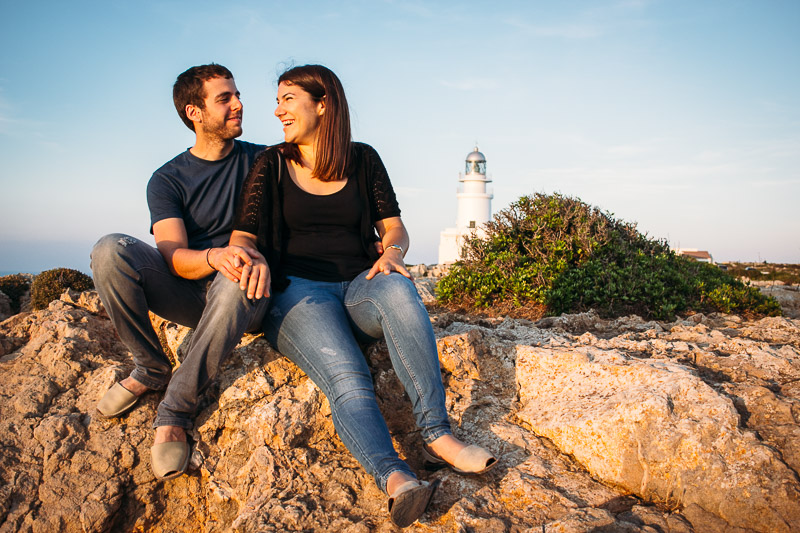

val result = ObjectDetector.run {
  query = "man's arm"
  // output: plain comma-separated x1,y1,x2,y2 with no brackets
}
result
153,218,214,280
153,218,262,287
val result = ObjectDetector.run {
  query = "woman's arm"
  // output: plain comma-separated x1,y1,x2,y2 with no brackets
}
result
366,216,411,280
229,230,271,299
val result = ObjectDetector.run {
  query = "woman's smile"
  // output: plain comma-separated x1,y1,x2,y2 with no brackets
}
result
275,81,323,146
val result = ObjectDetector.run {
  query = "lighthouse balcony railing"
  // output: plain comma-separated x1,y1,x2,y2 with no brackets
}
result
457,185,494,196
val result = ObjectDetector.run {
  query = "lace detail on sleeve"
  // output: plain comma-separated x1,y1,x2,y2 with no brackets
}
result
233,150,270,235
360,144,401,221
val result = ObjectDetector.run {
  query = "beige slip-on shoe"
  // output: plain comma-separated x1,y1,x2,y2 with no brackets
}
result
96,382,139,418
422,443,498,475
387,479,439,528
151,440,191,480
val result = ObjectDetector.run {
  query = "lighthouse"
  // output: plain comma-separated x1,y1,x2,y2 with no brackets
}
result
438,146,494,264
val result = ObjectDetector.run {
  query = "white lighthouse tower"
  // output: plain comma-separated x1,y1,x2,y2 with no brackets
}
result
438,146,494,264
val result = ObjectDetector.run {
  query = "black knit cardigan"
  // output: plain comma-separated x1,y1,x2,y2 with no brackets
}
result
233,142,402,291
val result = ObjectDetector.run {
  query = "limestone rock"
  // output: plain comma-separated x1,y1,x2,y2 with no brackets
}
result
759,285,800,319
413,277,438,305
1,290,799,532
408,263,428,278
515,344,799,532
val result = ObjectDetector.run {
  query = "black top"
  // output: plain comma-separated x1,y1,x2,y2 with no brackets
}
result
233,142,402,288
281,173,371,281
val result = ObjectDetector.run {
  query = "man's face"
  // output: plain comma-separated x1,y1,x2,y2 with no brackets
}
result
196,77,243,140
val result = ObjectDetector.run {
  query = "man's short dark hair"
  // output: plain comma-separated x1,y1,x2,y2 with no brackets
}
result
173,64,234,131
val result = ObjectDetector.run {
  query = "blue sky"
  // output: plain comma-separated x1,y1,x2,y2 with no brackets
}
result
1,0,798,275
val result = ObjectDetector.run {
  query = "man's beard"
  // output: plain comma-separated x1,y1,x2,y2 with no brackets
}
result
202,113,242,141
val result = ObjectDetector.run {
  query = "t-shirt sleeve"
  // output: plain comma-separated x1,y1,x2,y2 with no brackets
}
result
233,150,269,235
146,172,183,232
362,144,401,222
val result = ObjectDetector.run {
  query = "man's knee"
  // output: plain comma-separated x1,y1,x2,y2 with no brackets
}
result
206,274,268,312
91,234,141,274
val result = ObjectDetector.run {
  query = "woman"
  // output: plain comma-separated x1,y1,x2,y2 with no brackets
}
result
230,64,497,528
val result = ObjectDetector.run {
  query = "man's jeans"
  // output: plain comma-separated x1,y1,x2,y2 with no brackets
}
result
263,271,452,492
91,233,269,429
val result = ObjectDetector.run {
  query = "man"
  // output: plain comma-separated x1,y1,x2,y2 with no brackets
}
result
91,64,270,480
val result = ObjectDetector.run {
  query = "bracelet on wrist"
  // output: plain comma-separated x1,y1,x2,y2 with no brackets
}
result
385,244,404,256
206,248,215,269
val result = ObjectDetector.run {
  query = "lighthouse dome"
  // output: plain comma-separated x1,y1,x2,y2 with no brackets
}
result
466,147,486,162
464,146,487,176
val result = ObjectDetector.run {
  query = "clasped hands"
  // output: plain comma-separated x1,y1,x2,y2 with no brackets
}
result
209,246,271,300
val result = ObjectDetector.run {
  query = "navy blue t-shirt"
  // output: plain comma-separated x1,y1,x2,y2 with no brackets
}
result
147,140,265,250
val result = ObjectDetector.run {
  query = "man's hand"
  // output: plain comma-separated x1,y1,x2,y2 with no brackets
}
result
209,246,271,299
365,246,411,280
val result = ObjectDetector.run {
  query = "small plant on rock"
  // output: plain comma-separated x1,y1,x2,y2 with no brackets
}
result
0,274,32,314
30,268,94,311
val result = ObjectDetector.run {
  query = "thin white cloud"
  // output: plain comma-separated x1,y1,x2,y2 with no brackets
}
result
504,19,604,39
0,84,63,150
504,0,655,40
394,186,427,198
612,0,656,10
440,79,499,91
756,177,800,187
605,144,651,157
0,112,34,137
381,0,435,18
0,114,62,152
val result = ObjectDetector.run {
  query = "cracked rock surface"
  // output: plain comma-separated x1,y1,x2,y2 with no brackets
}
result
1,289,799,532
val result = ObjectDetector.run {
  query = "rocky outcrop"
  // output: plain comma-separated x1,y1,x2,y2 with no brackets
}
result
759,285,800,319
1,290,799,532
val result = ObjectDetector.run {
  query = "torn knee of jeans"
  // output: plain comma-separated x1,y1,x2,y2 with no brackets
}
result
321,347,337,356
117,236,138,247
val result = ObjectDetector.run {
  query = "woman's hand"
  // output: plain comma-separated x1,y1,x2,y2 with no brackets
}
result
234,247,271,300
215,230,271,299
367,217,411,280
366,246,411,280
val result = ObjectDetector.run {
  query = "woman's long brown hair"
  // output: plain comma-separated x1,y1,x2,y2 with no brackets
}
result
278,65,351,182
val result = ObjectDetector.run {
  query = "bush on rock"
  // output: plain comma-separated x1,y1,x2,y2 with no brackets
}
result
30,268,94,311
437,193,781,320
0,273,32,313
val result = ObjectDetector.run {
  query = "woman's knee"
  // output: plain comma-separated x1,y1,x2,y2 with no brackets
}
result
328,367,376,401
354,272,420,306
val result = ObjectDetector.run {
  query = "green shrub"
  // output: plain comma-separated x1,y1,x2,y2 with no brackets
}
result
437,193,781,320
30,268,94,310
704,283,782,316
0,274,32,313
726,265,800,285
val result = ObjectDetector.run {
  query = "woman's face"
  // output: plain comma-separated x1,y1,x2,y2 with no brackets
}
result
275,81,325,146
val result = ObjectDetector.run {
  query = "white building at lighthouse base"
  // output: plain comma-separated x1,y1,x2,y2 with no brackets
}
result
438,227,463,264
